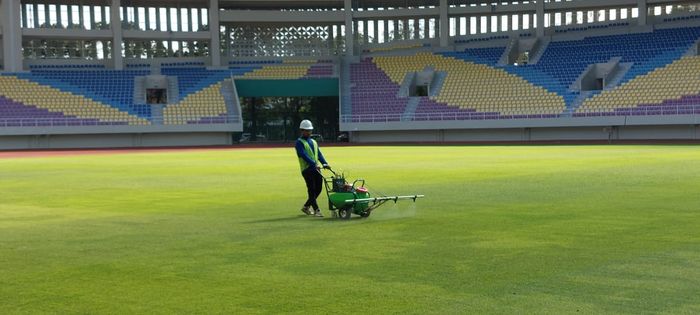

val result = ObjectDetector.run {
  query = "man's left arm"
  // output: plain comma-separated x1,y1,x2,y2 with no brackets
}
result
318,149,329,167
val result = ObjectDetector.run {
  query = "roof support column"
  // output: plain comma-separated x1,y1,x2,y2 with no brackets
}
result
344,0,354,56
111,0,124,70
439,0,449,47
209,0,221,67
536,1,545,37
1,0,23,72
637,0,648,26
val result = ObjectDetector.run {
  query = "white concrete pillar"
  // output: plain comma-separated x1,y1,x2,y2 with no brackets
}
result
90,5,96,29
209,0,221,66
134,6,140,29
166,8,171,31
536,0,545,37
439,0,449,47
328,25,335,51
362,20,369,43
188,7,194,32
155,7,161,30
66,5,73,27
2,0,23,72
637,0,648,26
424,18,430,39
224,25,231,58
111,0,124,70
374,20,380,43
413,18,419,39
44,4,50,27
344,0,354,56
403,18,409,39
497,14,502,32
77,3,83,28
384,20,390,43
175,6,181,32
56,4,63,28
143,7,149,30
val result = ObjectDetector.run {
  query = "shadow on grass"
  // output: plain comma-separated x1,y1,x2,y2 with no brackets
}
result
245,214,371,224
244,215,314,224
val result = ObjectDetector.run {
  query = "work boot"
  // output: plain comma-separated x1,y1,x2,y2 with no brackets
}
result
313,209,324,217
300,206,312,215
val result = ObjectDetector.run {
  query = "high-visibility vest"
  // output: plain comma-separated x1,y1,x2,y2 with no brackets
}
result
298,138,319,171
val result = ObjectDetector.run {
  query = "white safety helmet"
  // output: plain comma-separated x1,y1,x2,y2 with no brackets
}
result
299,120,314,130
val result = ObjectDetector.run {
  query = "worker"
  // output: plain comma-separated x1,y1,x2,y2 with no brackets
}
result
295,119,330,217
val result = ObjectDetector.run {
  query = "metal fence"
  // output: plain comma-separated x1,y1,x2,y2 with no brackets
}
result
341,106,700,123
0,115,241,128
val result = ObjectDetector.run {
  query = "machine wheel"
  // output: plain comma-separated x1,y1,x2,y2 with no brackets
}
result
360,211,371,218
338,208,352,220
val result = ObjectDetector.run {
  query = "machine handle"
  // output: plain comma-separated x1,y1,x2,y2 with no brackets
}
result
352,179,365,188
325,167,336,176
345,195,425,204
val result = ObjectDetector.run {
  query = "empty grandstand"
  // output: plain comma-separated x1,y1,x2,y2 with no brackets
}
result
1,0,700,148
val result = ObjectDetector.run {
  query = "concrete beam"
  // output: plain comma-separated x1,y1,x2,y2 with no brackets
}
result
220,9,344,23
354,7,439,19
123,30,210,41
22,29,113,40
1,0,23,72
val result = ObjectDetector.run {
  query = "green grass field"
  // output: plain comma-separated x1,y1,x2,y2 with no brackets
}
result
1,145,700,314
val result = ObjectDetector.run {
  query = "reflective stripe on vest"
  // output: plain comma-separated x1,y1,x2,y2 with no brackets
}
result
298,138,319,171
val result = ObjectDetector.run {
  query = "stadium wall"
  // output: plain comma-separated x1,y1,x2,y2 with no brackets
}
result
344,116,700,142
0,133,233,150
0,125,236,150
350,125,700,143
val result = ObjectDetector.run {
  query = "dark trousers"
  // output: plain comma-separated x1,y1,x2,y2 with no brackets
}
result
302,168,323,210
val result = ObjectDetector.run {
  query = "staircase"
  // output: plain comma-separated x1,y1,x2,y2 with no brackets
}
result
402,97,421,121
528,38,550,65
151,64,161,75
562,90,595,117
150,104,164,125
397,72,415,98
605,62,633,89
167,77,180,104
497,38,518,66
430,72,447,97
340,58,354,116
220,79,240,122
133,76,146,105
685,38,700,56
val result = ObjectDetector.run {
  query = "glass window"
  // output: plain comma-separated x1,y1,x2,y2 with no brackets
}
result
191,8,199,31
181,8,189,32
170,8,178,31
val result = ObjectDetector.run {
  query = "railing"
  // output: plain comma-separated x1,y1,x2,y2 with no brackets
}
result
341,105,700,123
0,115,242,128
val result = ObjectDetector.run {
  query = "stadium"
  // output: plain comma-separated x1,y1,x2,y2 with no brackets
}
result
1,0,700,313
